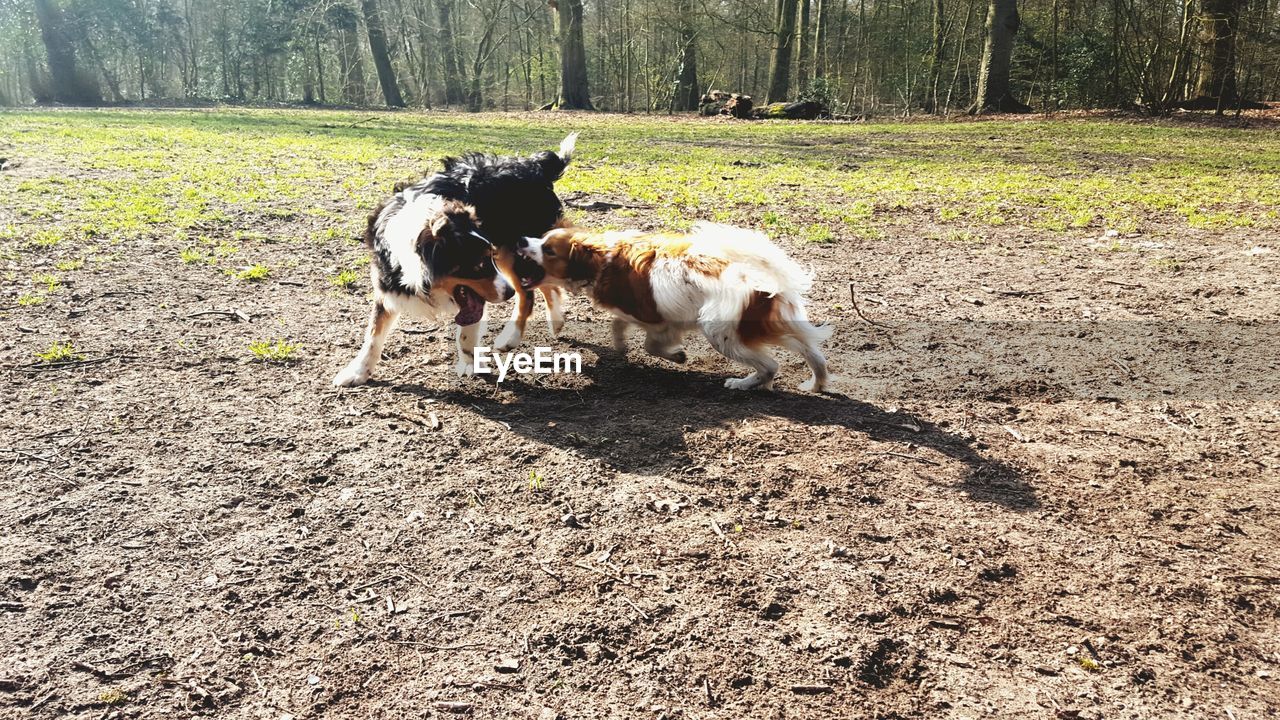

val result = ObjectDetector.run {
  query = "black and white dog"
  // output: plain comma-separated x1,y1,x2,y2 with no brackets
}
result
333,134,575,387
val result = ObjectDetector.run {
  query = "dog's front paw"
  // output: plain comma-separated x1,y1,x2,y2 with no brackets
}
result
668,349,687,364
454,358,477,376
724,377,756,391
333,363,370,388
493,322,522,351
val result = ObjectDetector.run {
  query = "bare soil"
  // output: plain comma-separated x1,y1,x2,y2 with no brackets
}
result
2,123,1279,720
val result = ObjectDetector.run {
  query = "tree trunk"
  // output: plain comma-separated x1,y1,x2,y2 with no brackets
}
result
924,0,944,112
554,0,592,109
970,0,1031,113
360,0,405,107
767,0,799,102
798,0,812,91
1193,0,1242,110
437,0,465,105
32,0,101,105
813,0,827,79
673,0,699,111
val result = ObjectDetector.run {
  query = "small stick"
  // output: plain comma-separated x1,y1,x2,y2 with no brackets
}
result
186,309,250,322
1103,278,1143,288
389,641,485,651
0,448,56,463
619,594,650,620
424,609,476,624
867,450,940,466
352,574,399,592
343,116,381,129
12,355,126,372
849,282,894,328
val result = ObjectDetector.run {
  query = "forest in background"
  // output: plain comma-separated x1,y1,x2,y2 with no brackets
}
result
0,0,1276,116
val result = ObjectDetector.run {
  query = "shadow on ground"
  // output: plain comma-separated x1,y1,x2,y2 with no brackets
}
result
381,339,1038,511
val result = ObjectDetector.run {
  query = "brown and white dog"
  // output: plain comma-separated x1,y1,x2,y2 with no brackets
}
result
517,222,831,391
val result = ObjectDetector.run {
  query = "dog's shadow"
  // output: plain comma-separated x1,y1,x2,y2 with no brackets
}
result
388,339,1037,510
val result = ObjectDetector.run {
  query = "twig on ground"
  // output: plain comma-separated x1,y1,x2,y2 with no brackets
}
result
1103,278,1144,288
389,641,485,651
342,116,381,129
12,355,131,372
981,285,1058,297
424,609,477,625
619,594,650,620
867,450,940,466
352,574,400,592
186,309,250,322
0,448,56,463
849,282,895,328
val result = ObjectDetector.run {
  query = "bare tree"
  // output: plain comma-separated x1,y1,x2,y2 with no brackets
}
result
32,0,100,104
767,0,798,102
553,0,592,109
673,0,699,110
970,0,1031,112
436,0,466,105
1191,0,1242,111
360,0,405,106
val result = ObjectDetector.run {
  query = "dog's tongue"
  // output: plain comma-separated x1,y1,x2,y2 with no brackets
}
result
453,285,485,326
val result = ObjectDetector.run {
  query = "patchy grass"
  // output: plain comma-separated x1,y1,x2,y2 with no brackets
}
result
230,264,271,282
180,247,211,264
54,258,85,271
29,229,64,247
330,268,361,291
35,341,82,363
32,273,61,292
249,339,299,362
0,109,1276,256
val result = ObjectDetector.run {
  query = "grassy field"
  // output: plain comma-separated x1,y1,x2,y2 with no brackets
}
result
1,109,1278,719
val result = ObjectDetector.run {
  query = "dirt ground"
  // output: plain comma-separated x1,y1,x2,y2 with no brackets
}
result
2,112,1279,720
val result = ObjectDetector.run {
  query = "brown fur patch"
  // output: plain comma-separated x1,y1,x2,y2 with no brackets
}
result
593,249,663,324
537,229,735,325
738,291,788,347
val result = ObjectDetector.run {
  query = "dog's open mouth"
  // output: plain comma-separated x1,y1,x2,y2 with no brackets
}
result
452,285,486,326
515,254,546,289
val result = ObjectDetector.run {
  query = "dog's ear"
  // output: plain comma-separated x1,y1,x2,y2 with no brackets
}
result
429,213,452,239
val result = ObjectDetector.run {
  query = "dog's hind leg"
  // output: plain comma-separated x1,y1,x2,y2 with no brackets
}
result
782,335,830,393
455,317,487,376
542,286,566,336
702,323,779,390
643,324,687,364
334,300,400,387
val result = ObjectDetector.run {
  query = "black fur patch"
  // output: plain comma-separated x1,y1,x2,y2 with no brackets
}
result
365,143,569,298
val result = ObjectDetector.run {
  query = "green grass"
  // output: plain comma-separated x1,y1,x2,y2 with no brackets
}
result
249,338,299,362
0,108,1275,257
35,341,82,363
180,247,211,264
330,268,361,290
55,258,85,271
230,264,271,282
32,273,61,292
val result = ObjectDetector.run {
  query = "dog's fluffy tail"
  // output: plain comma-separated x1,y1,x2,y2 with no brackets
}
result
559,132,579,164
690,222,832,347
688,221,815,297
